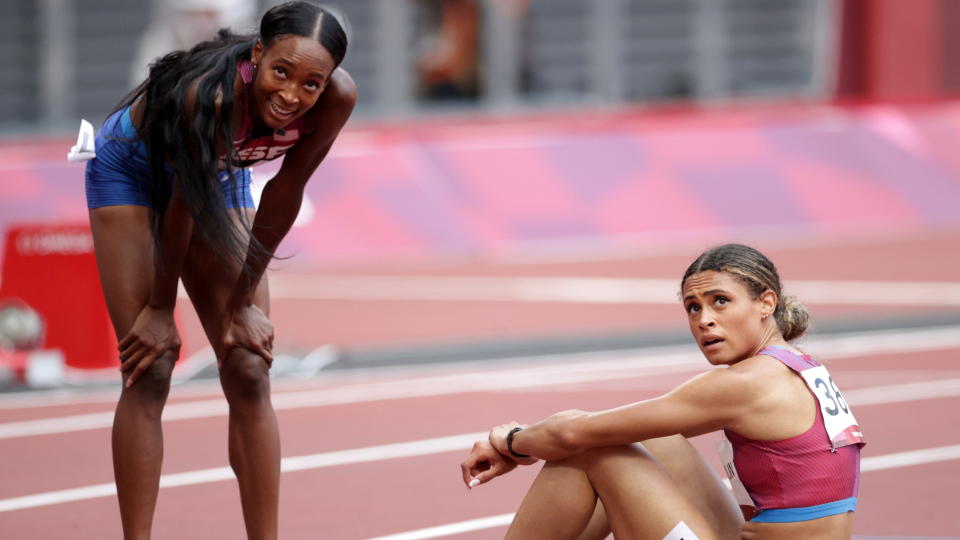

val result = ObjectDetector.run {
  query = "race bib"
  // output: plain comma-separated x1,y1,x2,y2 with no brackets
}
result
662,520,699,540
716,433,756,509
799,364,864,449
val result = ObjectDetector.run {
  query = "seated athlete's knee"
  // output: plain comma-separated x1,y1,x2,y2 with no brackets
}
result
220,350,270,402
558,443,657,474
641,434,692,456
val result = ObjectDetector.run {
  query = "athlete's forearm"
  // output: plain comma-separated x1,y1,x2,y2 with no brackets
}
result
224,72,355,312
227,179,302,311
149,182,194,310
508,410,591,461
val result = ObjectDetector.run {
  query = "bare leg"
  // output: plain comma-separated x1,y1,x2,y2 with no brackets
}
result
576,437,741,540
180,209,278,540
574,501,611,540
507,437,742,540
90,205,174,540
643,436,742,538
576,502,611,540
112,355,175,539
505,459,600,540
220,348,281,539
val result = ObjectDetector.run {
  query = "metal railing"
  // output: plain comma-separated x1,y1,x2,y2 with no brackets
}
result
0,0,838,135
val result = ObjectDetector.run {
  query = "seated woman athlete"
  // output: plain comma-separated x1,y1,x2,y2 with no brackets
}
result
461,243,865,540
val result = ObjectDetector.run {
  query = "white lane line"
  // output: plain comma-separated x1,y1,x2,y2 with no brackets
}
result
0,349,702,440
861,445,960,472
0,432,483,513
262,274,960,306
843,379,960,406
1,326,959,439
0,357,343,410
366,445,960,540
1,434,958,517
366,514,516,540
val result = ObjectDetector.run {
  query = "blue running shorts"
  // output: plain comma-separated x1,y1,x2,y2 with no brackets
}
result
85,106,254,209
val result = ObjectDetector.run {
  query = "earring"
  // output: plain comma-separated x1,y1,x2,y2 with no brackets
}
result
762,314,769,320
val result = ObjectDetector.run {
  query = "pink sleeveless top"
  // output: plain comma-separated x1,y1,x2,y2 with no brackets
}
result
723,347,863,511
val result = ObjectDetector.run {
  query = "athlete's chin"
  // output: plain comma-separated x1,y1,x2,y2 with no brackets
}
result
261,112,296,129
259,105,301,129
702,347,741,366
704,355,729,366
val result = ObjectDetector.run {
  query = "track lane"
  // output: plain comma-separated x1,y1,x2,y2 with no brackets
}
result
0,230,957,538
0,344,958,538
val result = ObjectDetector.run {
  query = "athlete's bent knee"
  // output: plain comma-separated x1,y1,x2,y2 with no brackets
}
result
124,355,175,402
220,349,270,403
559,443,654,469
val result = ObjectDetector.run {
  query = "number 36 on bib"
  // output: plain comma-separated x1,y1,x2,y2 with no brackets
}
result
799,365,865,449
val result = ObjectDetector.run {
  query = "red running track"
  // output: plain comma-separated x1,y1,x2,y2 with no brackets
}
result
0,228,958,539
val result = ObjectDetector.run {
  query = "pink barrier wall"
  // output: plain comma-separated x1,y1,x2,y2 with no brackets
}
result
3,102,960,266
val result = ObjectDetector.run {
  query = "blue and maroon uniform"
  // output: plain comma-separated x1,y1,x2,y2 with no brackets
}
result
85,59,302,209
718,346,865,523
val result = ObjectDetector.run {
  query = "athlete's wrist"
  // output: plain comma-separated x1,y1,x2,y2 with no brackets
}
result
506,427,530,459
226,291,255,313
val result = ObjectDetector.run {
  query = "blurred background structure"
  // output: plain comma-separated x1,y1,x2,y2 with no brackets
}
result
3,0,957,131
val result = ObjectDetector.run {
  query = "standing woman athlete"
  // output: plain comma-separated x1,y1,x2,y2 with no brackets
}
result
84,2,355,538
461,244,865,540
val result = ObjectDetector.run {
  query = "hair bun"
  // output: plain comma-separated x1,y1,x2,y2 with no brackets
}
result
776,294,810,341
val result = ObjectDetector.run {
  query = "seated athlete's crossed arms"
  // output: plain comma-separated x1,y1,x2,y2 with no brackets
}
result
461,243,865,540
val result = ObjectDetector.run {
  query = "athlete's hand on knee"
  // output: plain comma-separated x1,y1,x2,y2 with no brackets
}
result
222,304,274,366
118,306,181,387
461,439,519,489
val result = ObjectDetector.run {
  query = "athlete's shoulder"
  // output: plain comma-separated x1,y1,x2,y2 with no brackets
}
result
299,67,356,138
328,67,357,104
704,354,793,401
309,68,356,118
677,363,766,409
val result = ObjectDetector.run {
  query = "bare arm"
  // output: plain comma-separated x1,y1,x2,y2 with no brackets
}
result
497,368,760,461
226,68,357,313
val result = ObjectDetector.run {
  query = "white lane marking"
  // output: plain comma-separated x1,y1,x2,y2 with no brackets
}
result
861,445,960,471
259,274,960,306
790,280,960,307
0,347,220,410
843,379,960,406
365,514,516,540
1,326,959,439
266,276,679,303
0,433,483,513
366,445,960,540
0,354,342,410
1,435,958,516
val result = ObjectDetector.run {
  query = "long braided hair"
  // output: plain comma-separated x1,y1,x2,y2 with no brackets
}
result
113,1,348,269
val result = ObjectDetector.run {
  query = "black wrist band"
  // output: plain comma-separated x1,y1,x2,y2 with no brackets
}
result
506,426,530,459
